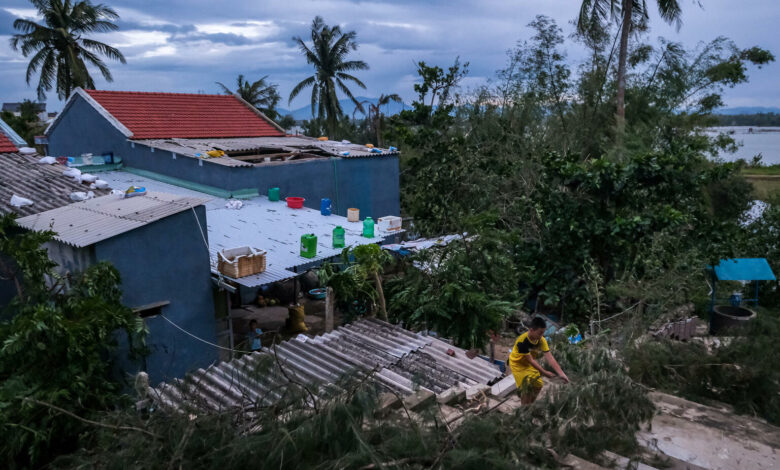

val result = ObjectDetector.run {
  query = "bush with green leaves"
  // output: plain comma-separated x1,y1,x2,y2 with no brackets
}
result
386,231,520,349
0,214,144,468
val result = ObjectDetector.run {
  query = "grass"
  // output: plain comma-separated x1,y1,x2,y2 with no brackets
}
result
743,174,780,200
742,165,780,176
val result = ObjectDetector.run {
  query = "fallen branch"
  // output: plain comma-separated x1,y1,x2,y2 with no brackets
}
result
24,397,159,438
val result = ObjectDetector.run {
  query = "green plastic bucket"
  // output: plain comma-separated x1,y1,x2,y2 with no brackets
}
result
268,187,280,201
363,217,375,238
333,226,345,248
300,233,317,258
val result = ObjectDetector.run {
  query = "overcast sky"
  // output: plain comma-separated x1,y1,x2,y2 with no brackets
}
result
1,0,778,112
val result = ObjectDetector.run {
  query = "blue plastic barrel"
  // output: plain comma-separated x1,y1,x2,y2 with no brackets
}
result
320,198,332,216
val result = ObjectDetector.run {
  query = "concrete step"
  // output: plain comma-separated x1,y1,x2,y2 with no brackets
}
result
602,450,659,470
560,454,609,469
638,392,780,470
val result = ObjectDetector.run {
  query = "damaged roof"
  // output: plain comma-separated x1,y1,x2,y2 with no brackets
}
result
0,153,112,217
16,191,209,247
150,318,502,412
133,135,399,168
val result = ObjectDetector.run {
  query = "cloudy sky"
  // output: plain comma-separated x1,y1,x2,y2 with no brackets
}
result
1,0,778,112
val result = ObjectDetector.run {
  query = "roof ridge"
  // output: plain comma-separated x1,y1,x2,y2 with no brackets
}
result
85,89,235,98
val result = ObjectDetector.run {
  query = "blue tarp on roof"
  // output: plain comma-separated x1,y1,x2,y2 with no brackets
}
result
711,258,776,281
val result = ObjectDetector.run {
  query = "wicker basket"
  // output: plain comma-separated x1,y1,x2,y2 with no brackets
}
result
218,246,267,278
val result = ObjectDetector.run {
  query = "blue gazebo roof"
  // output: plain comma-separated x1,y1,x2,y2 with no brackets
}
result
710,258,776,281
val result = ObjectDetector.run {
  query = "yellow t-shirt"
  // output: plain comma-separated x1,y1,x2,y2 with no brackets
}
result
508,331,549,374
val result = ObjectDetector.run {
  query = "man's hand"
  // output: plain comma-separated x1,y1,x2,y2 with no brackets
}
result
542,369,556,378
557,372,570,384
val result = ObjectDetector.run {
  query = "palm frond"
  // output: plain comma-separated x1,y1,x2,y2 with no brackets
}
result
215,81,233,95
80,38,126,63
656,0,683,29
336,72,366,89
289,75,316,104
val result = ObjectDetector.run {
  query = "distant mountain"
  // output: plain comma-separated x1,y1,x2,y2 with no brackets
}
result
276,96,411,121
714,106,780,115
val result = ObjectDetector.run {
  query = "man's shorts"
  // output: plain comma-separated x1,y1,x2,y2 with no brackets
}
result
512,369,543,391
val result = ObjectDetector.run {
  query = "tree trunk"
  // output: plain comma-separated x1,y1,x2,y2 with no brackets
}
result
615,0,633,140
373,271,388,321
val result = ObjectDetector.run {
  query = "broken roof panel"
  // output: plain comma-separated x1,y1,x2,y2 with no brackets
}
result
80,89,285,140
149,318,502,412
16,191,209,247
134,135,398,167
0,153,112,216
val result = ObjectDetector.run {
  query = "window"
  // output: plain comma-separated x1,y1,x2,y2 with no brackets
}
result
133,300,170,318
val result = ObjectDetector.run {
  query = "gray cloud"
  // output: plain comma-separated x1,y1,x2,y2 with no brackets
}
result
0,0,777,111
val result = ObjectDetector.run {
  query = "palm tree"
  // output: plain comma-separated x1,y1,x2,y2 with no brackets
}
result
216,74,281,120
289,16,369,137
10,0,126,101
577,0,684,135
355,93,403,146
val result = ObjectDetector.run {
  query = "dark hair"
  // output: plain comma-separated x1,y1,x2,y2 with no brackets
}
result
530,316,546,330
249,319,258,327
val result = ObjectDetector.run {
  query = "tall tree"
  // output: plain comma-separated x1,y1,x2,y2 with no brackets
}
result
216,74,281,120
10,0,126,101
577,0,685,137
289,16,369,137
355,93,403,146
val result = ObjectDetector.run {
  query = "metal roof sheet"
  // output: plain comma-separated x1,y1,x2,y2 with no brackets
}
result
0,152,112,217
94,170,403,286
149,318,502,412
711,258,776,281
16,191,209,247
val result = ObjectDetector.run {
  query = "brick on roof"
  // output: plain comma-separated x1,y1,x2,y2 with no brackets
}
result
84,90,285,140
0,131,18,153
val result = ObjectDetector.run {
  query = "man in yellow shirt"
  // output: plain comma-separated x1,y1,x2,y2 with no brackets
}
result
508,317,569,404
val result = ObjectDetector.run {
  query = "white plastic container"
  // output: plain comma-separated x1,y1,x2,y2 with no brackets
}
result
347,208,360,222
378,216,402,231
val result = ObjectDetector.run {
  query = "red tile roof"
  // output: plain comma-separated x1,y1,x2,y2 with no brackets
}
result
0,131,18,153
84,90,285,139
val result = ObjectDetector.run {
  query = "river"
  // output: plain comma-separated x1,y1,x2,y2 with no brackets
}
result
705,127,780,165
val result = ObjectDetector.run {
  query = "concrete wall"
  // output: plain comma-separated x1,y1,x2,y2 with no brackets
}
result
47,93,128,159
47,95,401,219
93,205,217,384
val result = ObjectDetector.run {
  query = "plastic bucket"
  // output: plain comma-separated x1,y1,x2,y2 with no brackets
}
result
268,187,280,201
286,197,304,209
320,198,331,216
347,208,360,222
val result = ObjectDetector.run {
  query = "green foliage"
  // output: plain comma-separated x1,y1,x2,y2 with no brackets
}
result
318,245,393,321
386,232,519,348
626,311,780,425
739,194,780,305
0,100,46,145
57,343,652,468
10,0,127,100
716,113,780,127
0,214,143,468
217,74,281,120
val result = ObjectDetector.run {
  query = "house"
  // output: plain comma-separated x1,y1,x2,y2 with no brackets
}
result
46,89,400,219
15,191,218,384
0,116,28,152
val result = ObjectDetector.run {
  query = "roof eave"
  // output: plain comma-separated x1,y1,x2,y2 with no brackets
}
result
45,88,134,139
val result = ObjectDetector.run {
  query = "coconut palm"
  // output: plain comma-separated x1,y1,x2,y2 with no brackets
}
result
10,0,126,101
217,74,281,120
289,16,369,137
577,0,684,134
355,93,403,146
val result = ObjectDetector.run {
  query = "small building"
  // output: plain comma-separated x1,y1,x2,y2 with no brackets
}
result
46,89,400,219
16,191,218,384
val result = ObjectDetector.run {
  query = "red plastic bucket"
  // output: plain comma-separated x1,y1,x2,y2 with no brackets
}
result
286,197,305,209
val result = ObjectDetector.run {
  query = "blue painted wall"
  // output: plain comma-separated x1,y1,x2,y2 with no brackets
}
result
94,205,217,384
47,95,401,219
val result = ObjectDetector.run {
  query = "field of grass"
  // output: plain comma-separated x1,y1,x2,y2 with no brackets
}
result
744,175,780,200
742,164,780,176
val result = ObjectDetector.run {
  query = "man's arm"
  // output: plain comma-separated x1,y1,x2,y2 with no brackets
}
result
521,355,555,378
543,351,569,383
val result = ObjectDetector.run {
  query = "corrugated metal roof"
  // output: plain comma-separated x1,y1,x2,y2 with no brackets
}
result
150,318,502,412
16,191,209,247
134,135,398,168
94,170,404,287
0,152,112,217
